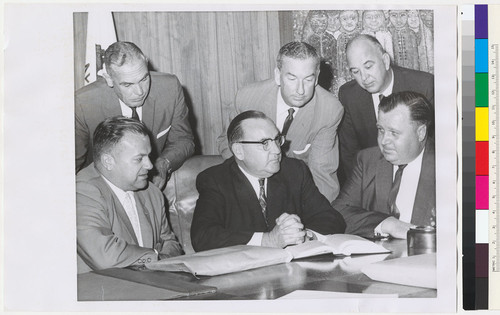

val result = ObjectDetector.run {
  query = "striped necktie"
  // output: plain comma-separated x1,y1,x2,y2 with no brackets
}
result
258,178,269,228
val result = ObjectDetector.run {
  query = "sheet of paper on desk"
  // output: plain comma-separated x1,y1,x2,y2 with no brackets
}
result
278,290,398,299
286,234,391,259
361,253,436,289
145,245,292,276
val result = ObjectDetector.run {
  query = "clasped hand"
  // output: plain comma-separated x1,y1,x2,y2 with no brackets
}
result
262,213,306,248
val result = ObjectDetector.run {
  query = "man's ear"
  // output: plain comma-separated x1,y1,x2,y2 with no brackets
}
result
274,67,281,86
232,143,244,160
102,68,114,88
101,153,115,171
382,53,391,71
315,66,320,86
417,124,427,142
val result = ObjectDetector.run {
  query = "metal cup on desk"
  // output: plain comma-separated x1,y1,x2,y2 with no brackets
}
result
407,226,436,256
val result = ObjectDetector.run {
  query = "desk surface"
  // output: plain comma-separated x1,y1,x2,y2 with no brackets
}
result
78,239,437,300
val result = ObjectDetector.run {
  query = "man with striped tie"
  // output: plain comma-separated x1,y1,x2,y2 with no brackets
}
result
191,111,345,252
332,91,435,239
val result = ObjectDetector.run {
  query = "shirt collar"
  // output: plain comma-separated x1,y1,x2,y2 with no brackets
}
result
119,99,143,120
101,175,132,203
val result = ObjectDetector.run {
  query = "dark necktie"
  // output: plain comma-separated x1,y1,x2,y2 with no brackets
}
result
281,108,295,137
258,178,269,227
378,94,385,102
387,164,407,219
131,107,140,121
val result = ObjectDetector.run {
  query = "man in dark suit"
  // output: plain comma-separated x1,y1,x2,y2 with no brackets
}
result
217,42,344,203
338,34,434,182
192,111,345,252
332,91,435,239
75,41,194,189
77,116,183,273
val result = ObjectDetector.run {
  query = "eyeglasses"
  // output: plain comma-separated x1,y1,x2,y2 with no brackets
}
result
237,134,285,151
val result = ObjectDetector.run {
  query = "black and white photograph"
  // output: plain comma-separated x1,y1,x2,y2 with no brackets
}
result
3,2,457,313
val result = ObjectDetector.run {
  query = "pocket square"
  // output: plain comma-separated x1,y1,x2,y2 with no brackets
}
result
157,126,171,139
293,144,311,155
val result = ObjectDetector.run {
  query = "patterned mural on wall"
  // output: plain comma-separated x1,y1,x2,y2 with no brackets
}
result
294,9,434,95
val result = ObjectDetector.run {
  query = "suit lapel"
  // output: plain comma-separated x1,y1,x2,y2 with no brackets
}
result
141,95,155,133
411,139,436,225
230,162,269,230
286,94,314,148
135,192,154,248
375,156,393,214
266,173,287,229
97,178,140,245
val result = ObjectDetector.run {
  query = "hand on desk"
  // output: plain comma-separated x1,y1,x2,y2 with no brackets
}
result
379,217,416,239
262,213,306,248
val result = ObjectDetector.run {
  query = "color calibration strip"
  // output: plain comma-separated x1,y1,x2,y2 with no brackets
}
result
488,5,500,310
475,4,489,310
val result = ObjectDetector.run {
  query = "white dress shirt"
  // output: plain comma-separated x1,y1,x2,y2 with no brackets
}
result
276,89,300,133
371,69,394,119
102,176,144,246
119,99,143,121
394,147,425,223
238,166,267,246
238,165,324,246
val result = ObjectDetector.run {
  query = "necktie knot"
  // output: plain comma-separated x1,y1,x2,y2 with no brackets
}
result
378,94,385,102
131,107,140,121
258,178,265,187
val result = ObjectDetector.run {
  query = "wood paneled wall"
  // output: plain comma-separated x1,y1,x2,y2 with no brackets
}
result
112,11,286,154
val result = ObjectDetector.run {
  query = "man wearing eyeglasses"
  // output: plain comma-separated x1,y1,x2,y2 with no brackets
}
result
216,41,344,203
191,111,346,252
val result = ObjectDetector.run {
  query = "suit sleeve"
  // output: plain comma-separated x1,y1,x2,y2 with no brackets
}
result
306,103,343,203
331,152,390,238
190,172,254,252
156,192,184,257
338,88,362,183
76,182,158,270
75,95,90,173
297,160,346,235
161,76,195,171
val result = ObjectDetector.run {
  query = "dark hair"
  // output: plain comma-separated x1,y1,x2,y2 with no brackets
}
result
104,41,148,73
93,116,150,163
276,41,320,70
227,110,270,151
346,34,386,55
379,91,434,137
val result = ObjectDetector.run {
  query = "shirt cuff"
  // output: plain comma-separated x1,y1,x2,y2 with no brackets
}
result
374,222,389,238
247,232,263,246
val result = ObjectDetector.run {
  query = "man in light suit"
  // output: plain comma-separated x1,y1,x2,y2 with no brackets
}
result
332,91,435,239
338,34,434,182
75,41,194,189
193,111,346,252
217,42,344,203
77,116,183,273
